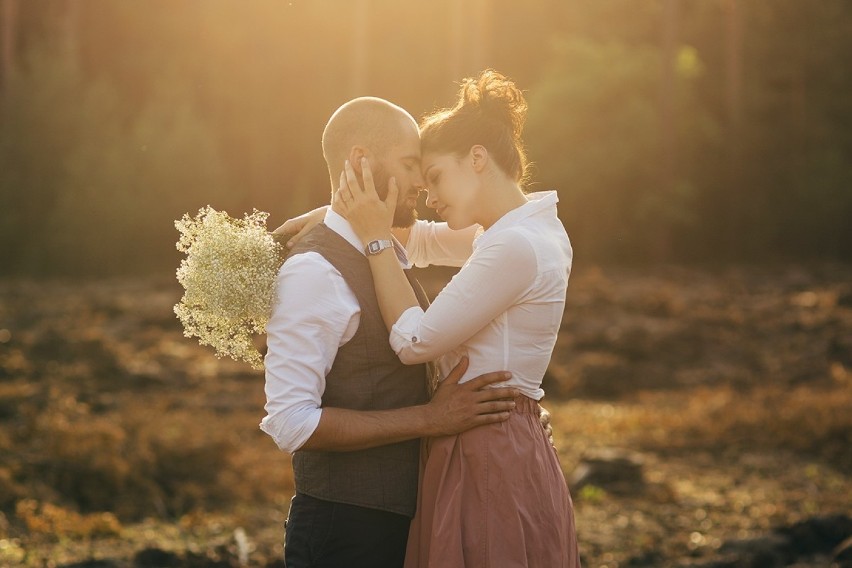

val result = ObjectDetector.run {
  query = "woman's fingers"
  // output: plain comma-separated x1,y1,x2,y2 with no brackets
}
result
343,160,363,198
385,176,399,212
359,157,377,197
332,187,344,210
289,223,313,247
334,170,352,211
337,158,395,228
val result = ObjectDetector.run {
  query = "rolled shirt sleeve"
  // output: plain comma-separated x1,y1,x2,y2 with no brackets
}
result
260,252,358,453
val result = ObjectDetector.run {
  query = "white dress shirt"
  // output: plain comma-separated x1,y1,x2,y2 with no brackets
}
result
260,209,478,453
390,191,573,400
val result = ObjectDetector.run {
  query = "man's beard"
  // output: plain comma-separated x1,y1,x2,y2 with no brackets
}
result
371,163,419,228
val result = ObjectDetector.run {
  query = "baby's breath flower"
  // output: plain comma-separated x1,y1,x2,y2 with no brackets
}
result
174,206,282,369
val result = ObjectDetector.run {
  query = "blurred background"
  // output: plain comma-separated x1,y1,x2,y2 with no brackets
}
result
1,2,851,567
1,0,850,276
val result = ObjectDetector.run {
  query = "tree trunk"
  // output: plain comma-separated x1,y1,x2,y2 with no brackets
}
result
656,0,678,260
1,0,18,94
351,0,369,97
660,0,677,192
449,0,465,89
725,0,743,173
448,0,493,87
724,0,744,256
469,0,492,74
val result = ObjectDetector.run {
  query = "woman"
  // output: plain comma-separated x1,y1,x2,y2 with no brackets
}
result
334,70,580,568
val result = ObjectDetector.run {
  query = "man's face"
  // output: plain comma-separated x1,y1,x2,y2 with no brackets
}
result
371,121,425,228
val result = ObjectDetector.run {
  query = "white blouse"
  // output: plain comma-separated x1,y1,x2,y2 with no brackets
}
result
389,191,572,400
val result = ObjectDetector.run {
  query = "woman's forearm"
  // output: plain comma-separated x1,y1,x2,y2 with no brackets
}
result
367,246,419,331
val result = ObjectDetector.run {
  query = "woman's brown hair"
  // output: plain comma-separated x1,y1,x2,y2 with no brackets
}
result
420,69,528,184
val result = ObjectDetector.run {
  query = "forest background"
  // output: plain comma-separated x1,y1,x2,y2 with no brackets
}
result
2,0,851,276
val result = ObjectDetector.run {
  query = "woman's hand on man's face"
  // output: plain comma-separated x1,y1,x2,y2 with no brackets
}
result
334,157,398,242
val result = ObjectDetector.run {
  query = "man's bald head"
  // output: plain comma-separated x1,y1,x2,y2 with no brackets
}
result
321,97,418,179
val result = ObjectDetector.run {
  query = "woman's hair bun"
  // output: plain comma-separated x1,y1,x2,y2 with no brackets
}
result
458,69,527,139
420,68,529,183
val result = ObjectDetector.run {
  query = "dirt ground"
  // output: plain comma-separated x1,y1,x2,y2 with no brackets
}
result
0,263,850,567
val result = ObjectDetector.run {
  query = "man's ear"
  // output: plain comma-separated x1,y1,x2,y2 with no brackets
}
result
470,145,488,173
348,146,368,174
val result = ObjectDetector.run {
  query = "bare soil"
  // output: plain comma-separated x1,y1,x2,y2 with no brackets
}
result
0,263,850,567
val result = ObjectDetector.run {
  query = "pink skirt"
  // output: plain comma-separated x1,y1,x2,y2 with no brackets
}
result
404,396,581,568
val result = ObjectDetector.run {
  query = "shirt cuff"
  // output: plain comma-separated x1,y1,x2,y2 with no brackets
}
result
259,406,323,454
389,306,426,355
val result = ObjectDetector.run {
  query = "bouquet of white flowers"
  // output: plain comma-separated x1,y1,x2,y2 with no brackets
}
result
174,206,284,369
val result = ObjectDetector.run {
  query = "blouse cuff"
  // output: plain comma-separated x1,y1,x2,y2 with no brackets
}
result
389,306,426,355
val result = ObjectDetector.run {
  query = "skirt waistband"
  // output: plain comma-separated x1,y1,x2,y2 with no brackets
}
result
511,395,541,416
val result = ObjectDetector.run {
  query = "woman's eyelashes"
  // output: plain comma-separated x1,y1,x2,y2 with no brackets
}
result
428,172,441,186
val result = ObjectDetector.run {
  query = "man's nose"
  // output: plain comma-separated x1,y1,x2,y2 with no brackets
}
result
412,169,426,190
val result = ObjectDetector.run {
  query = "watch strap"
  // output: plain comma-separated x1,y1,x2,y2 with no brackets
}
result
365,239,394,256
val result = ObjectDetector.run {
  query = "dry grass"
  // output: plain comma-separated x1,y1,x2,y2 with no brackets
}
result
1,265,850,567
547,383,852,565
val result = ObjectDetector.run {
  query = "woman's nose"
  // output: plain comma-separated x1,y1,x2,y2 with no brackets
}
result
425,190,438,209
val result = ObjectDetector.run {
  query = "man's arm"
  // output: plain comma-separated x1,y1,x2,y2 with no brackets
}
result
262,250,514,455
261,252,353,453
301,357,516,452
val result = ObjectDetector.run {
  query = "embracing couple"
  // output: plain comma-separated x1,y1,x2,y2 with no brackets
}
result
260,70,580,568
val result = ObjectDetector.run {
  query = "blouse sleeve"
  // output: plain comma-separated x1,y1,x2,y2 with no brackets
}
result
389,230,537,364
405,220,479,268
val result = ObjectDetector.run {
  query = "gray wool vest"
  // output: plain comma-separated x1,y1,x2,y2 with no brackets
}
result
287,223,430,517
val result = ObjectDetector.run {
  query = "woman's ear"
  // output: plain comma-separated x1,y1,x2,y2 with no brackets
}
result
348,146,368,174
470,145,488,173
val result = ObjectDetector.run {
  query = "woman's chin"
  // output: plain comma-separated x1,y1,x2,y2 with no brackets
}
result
447,218,475,231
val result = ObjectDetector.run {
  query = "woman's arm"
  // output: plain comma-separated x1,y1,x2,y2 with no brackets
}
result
272,205,328,248
271,202,412,251
365,237,421,329
335,158,420,329
405,220,479,268
388,235,536,364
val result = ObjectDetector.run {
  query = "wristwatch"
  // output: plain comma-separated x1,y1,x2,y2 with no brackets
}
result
365,239,394,256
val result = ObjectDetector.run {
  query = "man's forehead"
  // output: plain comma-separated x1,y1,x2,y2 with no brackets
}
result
392,136,422,161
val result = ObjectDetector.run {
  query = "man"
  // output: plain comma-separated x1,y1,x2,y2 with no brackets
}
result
261,97,517,568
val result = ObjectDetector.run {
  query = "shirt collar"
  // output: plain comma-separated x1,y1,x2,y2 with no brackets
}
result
323,208,411,268
474,191,559,248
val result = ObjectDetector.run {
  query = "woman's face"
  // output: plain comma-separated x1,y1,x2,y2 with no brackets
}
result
421,150,481,229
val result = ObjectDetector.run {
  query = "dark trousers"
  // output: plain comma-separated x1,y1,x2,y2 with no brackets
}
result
284,493,411,568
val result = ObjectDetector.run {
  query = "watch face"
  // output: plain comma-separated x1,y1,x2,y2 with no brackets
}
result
367,240,390,255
